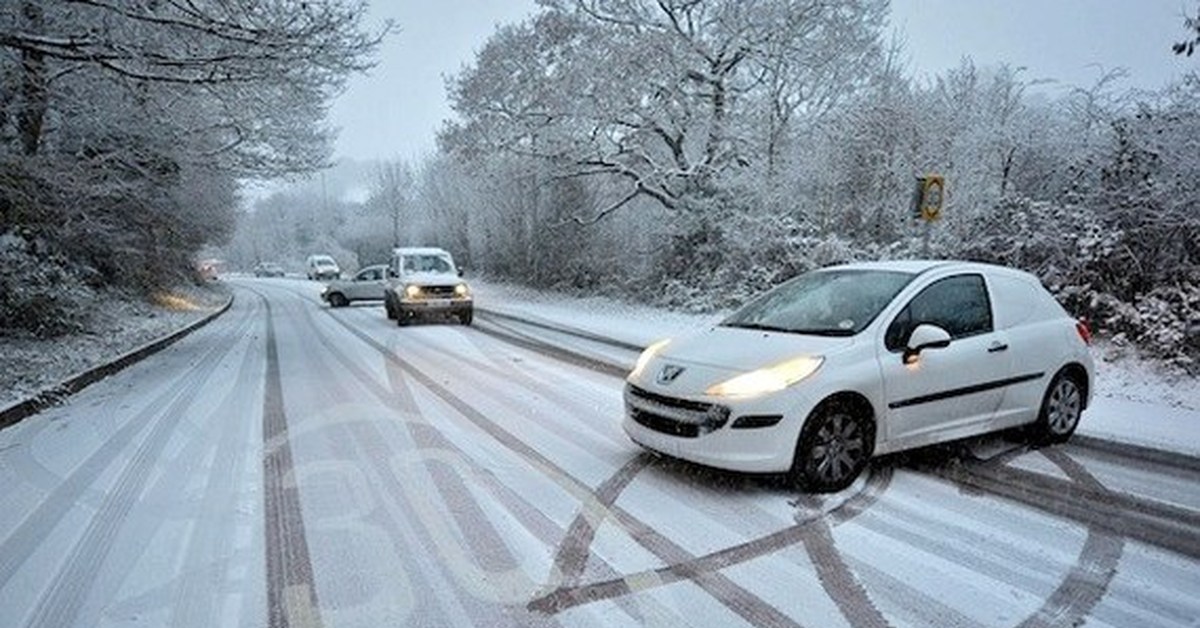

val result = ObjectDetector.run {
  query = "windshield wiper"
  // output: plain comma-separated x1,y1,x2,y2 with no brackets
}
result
722,322,794,333
787,328,856,337
723,322,855,336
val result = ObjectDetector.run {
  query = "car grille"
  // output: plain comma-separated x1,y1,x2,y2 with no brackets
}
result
625,384,729,438
419,285,457,298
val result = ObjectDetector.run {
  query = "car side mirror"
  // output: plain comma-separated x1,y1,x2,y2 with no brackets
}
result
457,268,464,277
903,324,951,365
387,269,397,278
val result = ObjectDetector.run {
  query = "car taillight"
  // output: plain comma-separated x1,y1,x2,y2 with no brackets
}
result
1075,319,1092,345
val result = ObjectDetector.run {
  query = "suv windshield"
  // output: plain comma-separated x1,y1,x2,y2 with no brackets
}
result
402,254,454,274
722,269,915,336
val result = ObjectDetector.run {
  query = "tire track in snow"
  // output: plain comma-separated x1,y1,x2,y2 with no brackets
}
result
529,467,891,625
32,290,264,627
940,444,1200,560
289,291,563,626
257,292,324,628
1015,448,1123,628
167,291,268,628
14,292,257,628
311,298,801,626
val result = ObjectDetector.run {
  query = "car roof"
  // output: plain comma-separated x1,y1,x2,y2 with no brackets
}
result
825,259,1035,280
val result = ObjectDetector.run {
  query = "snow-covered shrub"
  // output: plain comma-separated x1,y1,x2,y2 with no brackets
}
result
0,232,95,338
1086,285,1200,373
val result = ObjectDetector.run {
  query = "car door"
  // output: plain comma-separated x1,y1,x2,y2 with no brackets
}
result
877,273,1014,448
348,267,382,300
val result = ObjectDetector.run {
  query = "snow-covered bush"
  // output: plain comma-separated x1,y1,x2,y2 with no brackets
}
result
0,232,95,338
1087,286,1200,373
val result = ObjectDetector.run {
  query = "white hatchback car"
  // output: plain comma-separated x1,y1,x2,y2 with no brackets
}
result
624,261,1094,492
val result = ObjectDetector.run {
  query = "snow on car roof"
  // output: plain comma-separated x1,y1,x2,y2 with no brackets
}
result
392,247,451,256
825,259,1033,279
822,260,946,274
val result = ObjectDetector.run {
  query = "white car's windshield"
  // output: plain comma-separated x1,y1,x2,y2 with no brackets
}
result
403,254,454,274
722,269,915,336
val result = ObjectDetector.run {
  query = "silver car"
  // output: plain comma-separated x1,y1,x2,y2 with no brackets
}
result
321,264,387,307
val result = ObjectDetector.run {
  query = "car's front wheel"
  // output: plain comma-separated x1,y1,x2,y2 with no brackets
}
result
459,309,473,326
791,399,872,493
1028,369,1084,445
328,293,348,308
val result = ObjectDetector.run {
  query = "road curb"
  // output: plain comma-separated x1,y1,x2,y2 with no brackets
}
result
0,292,235,431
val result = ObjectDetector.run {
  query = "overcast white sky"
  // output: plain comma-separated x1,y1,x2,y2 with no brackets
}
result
328,0,1198,162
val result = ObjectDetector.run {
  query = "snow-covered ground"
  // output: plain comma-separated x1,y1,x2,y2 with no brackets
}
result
471,279,1200,458
0,282,230,409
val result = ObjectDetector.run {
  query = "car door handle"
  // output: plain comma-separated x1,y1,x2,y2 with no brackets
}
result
987,343,1008,353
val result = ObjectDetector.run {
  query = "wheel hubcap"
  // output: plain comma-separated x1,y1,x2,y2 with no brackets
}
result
811,414,865,484
1047,379,1082,434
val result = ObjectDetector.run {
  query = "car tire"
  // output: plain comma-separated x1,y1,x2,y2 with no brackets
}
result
329,293,348,308
1028,369,1084,445
459,310,473,326
791,399,872,493
397,309,410,327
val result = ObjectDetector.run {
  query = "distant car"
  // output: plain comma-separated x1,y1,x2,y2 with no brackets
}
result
306,254,340,281
384,247,473,326
322,264,387,307
196,259,223,281
624,260,1094,493
254,262,285,278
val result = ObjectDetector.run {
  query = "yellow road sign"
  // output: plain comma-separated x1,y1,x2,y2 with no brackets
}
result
915,174,944,222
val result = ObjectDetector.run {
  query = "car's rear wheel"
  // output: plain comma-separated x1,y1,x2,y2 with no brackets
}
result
1028,370,1084,445
329,293,348,308
791,400,871,493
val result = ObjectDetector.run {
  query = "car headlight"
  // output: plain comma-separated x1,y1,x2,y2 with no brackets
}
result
705,356,824,397
629,339,671,379
454,283,469,297
404,284,421,298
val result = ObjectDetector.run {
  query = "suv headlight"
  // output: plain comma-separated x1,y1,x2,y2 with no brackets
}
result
705,356,823,397
404,284,421,298
454,283,470,297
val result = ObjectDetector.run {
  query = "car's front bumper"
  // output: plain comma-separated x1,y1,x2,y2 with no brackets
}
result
398,296,473,313
621,383,809,473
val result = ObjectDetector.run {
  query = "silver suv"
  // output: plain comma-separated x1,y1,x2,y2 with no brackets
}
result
384,247,473,326
322,264,387,307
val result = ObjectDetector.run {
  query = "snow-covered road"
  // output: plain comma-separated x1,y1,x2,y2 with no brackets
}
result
0,279,1197,627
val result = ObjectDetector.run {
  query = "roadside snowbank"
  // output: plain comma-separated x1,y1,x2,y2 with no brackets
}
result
0,282,230,408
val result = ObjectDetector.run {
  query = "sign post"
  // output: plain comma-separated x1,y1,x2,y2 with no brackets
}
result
912,174,945,257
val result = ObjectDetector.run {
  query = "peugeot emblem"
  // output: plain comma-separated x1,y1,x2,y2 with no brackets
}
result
657,364,685,385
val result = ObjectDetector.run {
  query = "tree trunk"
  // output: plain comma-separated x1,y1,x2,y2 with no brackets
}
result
17,2,48,156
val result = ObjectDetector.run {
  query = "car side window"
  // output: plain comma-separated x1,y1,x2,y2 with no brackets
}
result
885,274,993,351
